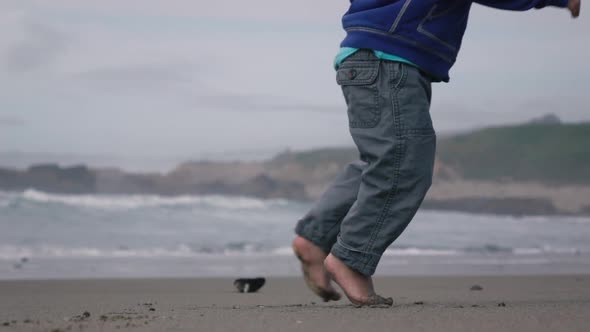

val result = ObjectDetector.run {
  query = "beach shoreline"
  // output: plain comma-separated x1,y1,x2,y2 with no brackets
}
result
1,275,589,331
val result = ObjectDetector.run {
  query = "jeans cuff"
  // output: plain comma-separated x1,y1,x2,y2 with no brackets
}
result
330,238,380,276
294,220,333,254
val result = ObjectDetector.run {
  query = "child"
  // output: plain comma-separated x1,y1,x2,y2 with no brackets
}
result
293,0,581,306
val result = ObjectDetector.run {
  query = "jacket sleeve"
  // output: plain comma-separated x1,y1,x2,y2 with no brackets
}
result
473,0,569,10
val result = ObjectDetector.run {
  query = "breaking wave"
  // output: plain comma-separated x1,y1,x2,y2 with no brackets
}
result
1,244,583,260
2,189,289,210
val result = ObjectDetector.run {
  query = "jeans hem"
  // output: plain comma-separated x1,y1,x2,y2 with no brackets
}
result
331,239,380,276
294,221,333,254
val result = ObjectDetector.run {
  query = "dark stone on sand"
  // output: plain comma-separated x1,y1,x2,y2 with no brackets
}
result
470,285,483,291
498,302,507,307
21,257,29,263
471,304,480,308
149,308,156,312
414,301,424,305
70,311,91,322
2,322,9,326
234,277,266,293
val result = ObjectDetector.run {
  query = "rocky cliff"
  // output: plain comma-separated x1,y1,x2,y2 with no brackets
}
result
1,121,589,216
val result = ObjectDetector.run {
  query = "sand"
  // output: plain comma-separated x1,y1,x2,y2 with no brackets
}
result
1,275,589,332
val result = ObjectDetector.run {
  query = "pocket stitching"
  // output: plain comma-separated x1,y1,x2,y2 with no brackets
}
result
337,62,380,86
338,61,382,129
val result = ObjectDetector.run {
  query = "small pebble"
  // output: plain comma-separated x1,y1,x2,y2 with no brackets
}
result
82,311,91,318
149,308,156,312
470,285,483,291
414,301,424,305
471,304,480,308
498,302,506,307
2,322,9,326
232,305,240,309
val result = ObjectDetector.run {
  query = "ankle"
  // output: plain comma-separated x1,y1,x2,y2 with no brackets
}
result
292,236,326,262
324,253,350,276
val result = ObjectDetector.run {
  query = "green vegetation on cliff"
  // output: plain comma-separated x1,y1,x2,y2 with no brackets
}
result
275,122,590,185
437,123,590,184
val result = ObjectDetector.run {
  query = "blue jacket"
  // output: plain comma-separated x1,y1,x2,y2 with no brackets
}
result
340,0,569,82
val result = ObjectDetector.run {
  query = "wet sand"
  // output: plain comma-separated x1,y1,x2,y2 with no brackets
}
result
1,275,589,331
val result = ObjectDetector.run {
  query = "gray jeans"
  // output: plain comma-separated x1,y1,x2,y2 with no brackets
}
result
295,50,436,276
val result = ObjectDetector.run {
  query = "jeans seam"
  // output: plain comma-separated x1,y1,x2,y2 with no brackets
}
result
319,205,351,241
362,62,407,271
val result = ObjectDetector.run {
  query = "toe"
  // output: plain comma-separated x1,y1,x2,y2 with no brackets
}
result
350,294,393,308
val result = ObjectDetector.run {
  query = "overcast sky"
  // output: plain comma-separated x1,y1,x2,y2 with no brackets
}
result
0,0,587,162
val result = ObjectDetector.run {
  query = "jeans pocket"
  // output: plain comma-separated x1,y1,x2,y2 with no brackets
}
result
337,60,381,128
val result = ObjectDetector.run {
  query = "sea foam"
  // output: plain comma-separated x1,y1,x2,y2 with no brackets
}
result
17,189,288,210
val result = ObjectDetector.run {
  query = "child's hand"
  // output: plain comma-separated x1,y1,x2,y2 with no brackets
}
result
568,0,581,18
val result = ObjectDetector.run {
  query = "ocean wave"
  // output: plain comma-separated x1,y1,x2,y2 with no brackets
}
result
13,189,289,210
273,245,585,257
0,244,266,260
272,246,462,257
0,244,585,260
0,191,13,207
383,248,459,256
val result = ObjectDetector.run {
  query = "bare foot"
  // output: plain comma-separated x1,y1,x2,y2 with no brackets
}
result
324,254,393,307
292,236,341,302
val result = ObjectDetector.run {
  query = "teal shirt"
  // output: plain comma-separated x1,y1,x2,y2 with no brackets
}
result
334,47,418,69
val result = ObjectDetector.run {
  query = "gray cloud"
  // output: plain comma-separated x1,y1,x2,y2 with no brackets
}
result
26,0,346,22
3,22,69,73
0,115,25,127
0,2,586,160
79,64,194,83
73,62,199,95
196,94,342,113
